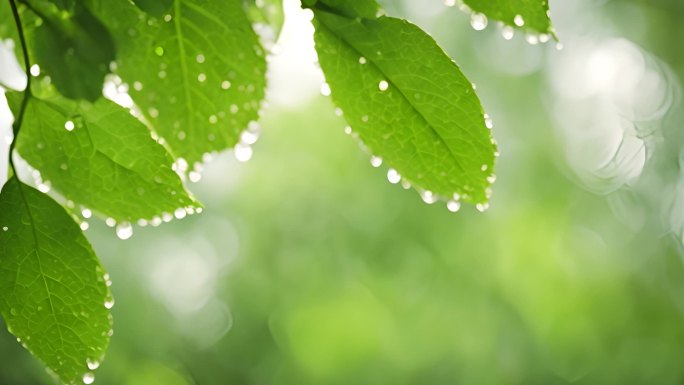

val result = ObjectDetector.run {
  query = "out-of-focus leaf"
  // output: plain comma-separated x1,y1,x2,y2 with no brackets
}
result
462,0,554,36
6,91,199,223
31,2,115,101
90,0,267,166
245,0,284,43
313,10,496,205
0,177,112,385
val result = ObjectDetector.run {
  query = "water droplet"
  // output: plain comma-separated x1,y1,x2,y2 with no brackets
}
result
198,73,206,82
320,83,331,96
230,104,239,114
476,203,490,212
525,33,539,45
83,372,95,384
86,358,100,370
208,115,217,124
361,115,369,123
30,64,40,76
234,143,253,162
513,15,525,27
115,223,133,240
174,208,187,219
187,170,201,182
105,218,116,227
370,156,383,167
64,120,75,131
80,222,89,231
487,175,497,183
196,54,205,63
344,126,353,135
484,113,493,129
163,14,172,22
148,108,159,118
37,182,51,193
444,0,456,6
155,46,164,56
421,190,438,204
447,200,461,212
401,180,411,190
481,164,488,171
241,130,259,145
501,25,514,40
470,13,488,31
104,297,115,309
387,168,401,184
555,42,564,51
133,81,143,91
2,226,7,231
539,34,551,43
221,80,231,89
359,56,367,64
378,80,389,91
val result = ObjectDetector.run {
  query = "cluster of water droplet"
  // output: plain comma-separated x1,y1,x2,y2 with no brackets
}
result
323,70,497,213
443,0,561,49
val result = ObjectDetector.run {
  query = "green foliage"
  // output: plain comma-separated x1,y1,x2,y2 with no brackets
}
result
463,0,554,36
90,0,267,166
31,1,115,101
0,0,556,381
313,9,495,204
7,90,199,223
0,177,112,385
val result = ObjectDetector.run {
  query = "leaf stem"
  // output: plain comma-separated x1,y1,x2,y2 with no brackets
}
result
7,0,31,174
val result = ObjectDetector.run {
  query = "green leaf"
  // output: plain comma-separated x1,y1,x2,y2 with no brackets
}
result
304,0,380,19
133,0,173,17
31,2,115,101
7,91,200,223
462,0,554,36
90,0,267,166
0,176,112,385
313,10,496,205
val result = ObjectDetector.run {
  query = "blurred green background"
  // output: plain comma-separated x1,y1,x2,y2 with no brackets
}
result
3,0,684,383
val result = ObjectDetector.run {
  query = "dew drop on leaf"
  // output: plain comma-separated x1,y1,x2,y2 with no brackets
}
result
447,200,462,212
501,25,514,40
514,14,525,27
115,223,133,240
421,190,438,204
387,169,401,184
234,143,253,162
174,208,187,219
82,372,95,384
320,83,331,96
86,358,100,370
470,13,488,31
